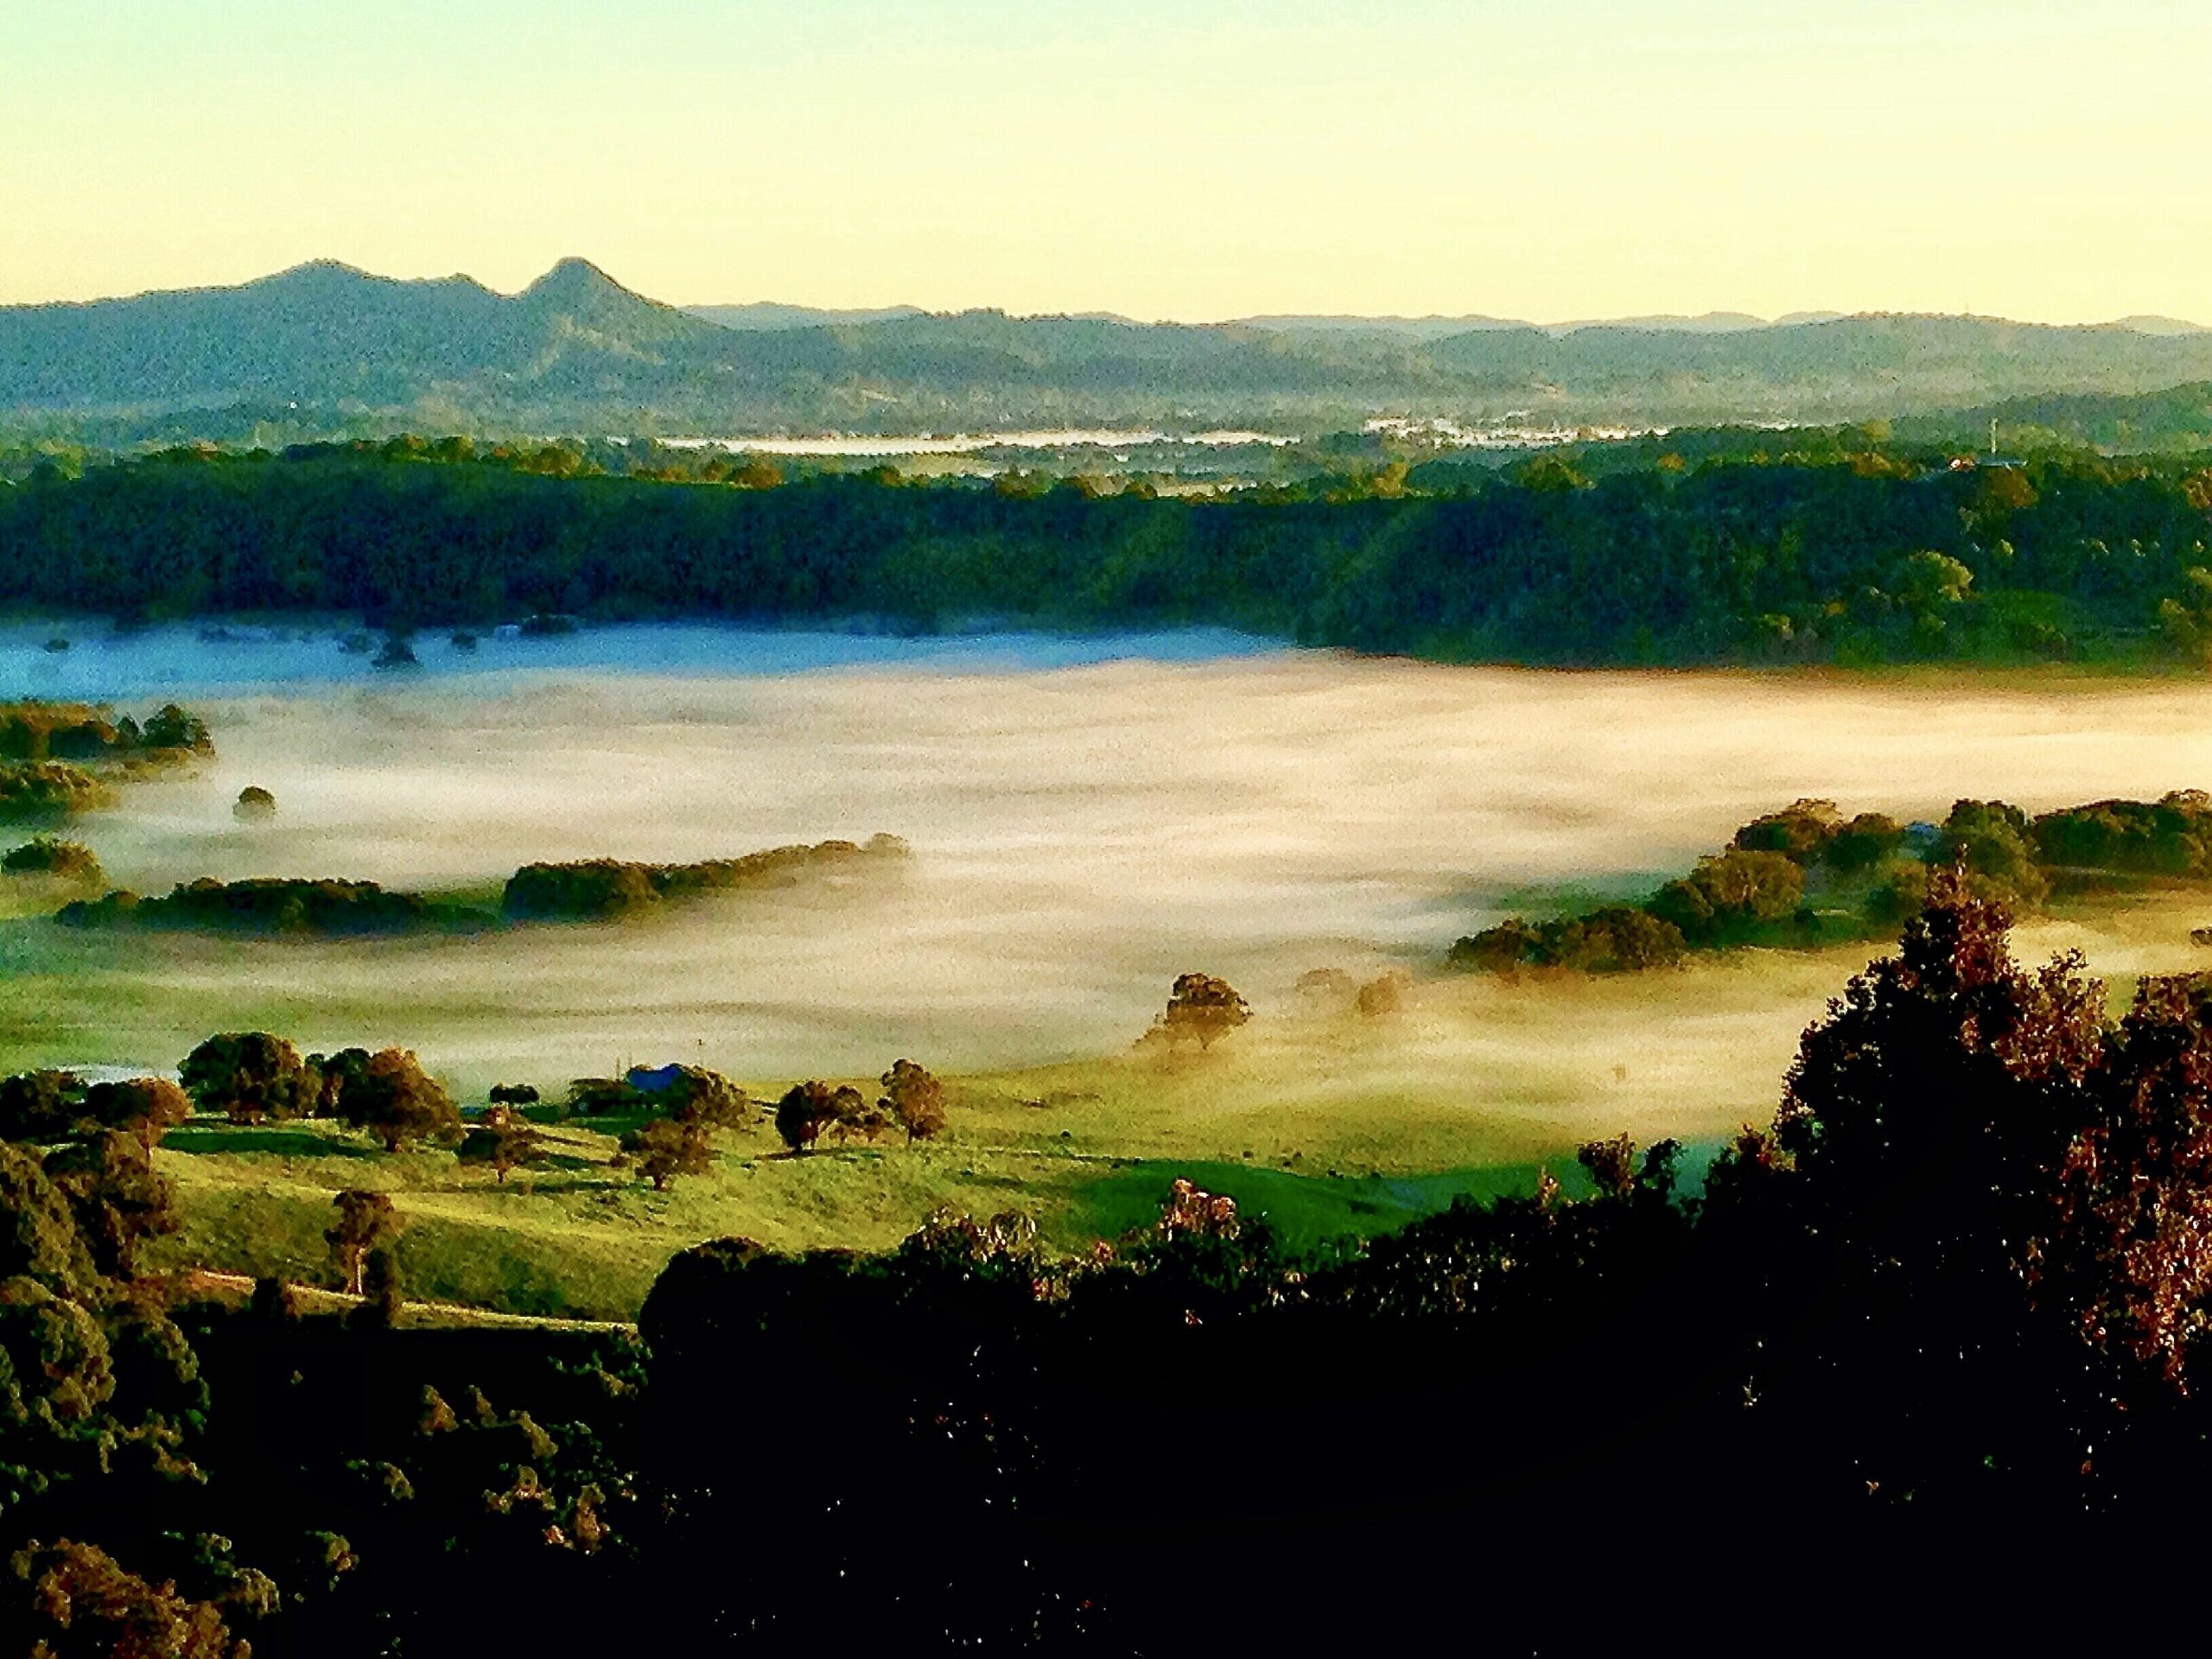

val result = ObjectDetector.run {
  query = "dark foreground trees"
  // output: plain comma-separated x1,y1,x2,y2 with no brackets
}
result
26,878,2212,1648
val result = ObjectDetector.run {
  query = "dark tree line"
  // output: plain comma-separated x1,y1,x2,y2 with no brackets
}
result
5,444,2212,664
1454,787,2212,973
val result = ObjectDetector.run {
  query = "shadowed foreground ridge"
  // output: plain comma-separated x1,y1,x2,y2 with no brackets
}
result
11,875,2212,1649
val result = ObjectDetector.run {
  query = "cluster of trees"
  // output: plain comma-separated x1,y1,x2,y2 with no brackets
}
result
771,1061,947,1155
1453,789,2212,973
7,444,2212,666
39,836,912,938
56,875,484,937
0,759,110,822
500,836,908,923
176,1033,461,1152
0,833,102,885
0,698,210,764
0,699,213,829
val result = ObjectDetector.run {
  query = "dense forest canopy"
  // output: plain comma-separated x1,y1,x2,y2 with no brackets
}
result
5,441,2212,668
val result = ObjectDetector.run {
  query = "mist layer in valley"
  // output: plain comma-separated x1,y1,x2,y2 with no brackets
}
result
15,630,2212,1160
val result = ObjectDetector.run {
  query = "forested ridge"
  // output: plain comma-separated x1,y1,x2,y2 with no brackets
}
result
6,441,2212,666
10,256,2212,435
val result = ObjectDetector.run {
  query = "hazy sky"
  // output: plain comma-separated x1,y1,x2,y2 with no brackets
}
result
3,0,2206,322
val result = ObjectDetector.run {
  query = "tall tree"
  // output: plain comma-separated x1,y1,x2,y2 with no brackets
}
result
880,1059,946,1144
457,1105,546,1185
1152,974,1251,1051
341,1049,461,1152
774,1082,859,1154
327,1189,402,1298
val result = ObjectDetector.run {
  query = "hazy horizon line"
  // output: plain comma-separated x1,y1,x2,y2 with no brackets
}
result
5,255,2203,336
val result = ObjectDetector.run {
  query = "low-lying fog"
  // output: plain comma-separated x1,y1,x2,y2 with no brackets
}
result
19,626,2212,1125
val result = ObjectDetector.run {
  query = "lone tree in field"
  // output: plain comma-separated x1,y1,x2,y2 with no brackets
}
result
1153,973,1252,1051
233,785,276,822
82,1076,192,1152
775,1081,861,1154
621,1117,714,1191
180,1032,319,1124
327,1188,403,1297
880,1059,947,1143
457,1104,547,1185
341,1048,461,1152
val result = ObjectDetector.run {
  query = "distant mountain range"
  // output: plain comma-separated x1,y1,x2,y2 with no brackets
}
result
5,257,2212,442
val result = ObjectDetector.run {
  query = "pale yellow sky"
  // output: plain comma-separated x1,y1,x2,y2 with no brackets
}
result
3,0,2207,323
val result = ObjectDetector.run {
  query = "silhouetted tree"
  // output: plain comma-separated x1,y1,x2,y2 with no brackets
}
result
775,1081,858,1154
2041,975,2212,1384
0,1067,86,1141
356,1247,404,1327
327,1189,402,1297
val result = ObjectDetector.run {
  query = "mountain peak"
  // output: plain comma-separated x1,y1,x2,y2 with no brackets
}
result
524,257,628,301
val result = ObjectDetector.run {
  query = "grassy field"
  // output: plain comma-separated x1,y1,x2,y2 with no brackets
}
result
116,942,1893,1319
53,882,2212,1321
143,1109,1605,1322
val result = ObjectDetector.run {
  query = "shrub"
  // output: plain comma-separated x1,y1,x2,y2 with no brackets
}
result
2,836,102,883
0,761,110,821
